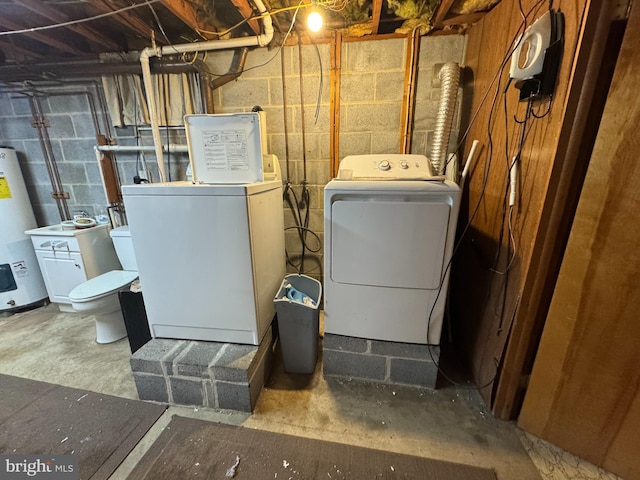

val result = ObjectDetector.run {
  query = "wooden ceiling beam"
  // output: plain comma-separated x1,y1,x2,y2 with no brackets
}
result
160,0,220,40
0,18,87,55
432,0,455,27
11,0,121,51
0,39,46,60
85,0,169,46
371,0,383,35
229,0,262,35
263,0,288,36
442,12,486,27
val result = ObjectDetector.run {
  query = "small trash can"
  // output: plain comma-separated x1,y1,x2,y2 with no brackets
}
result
274,274,322,374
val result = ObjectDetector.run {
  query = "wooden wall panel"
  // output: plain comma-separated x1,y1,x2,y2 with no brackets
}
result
451,0,591,413
518,3,640,475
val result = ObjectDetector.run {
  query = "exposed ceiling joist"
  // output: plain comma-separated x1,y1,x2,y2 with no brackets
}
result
0,40,45,60
0,0,498,78
12,0,121,51
442,11,485,26
433,0,456,27
229,0,262,35
371,0,383,35
85,0,169,46
0,18,86,56
160,0,219,40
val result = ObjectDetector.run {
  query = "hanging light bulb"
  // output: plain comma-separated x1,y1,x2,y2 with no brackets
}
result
307,10,323,32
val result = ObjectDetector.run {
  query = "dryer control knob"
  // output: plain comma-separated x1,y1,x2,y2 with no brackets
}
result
400,161,409,169
378,160,391,171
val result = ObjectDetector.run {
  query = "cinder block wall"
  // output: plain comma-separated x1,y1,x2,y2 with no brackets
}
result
211,34,466,284
0,87,189,225
0,87,113,224
0,34,466,285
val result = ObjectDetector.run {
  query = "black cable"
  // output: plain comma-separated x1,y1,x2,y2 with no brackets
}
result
445,0,547,171
285,225,321,253
283,182,320,274
239,0,304,75
425,0,549,391
282,180,320,276
283,182,300,271
313,41,323,125
426,58,505,390
160,74,172,182
147,1,171,45
489,83,520,277
300,184,309,273
281,48,291,182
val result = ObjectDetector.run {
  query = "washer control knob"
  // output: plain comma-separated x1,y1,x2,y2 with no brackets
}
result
378,160,391,171
400,161,409,169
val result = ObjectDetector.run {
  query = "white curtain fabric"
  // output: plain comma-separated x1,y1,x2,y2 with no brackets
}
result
101,51,204,128
101,74,150,127
152,73,204,126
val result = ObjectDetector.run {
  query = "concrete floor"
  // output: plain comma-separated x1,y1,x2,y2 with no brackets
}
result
0,304,621,480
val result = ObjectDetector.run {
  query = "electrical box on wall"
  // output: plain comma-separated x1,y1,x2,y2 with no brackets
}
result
510,9,565,101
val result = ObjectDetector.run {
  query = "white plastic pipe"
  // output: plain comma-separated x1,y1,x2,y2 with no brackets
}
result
461,139,479,183
96,144,189,153
140,0,274,182
509,155,518,207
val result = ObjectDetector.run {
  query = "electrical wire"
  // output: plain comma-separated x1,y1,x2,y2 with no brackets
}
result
444,0,548,172
147,1,172,45
313,42,323,125
296,33,312,274
179,1,301,84
425,0,549,391
282,183,320,274
160,74,172,181
239,0,305,75
0,0,162,36
195,2,325,38
281,48,291,182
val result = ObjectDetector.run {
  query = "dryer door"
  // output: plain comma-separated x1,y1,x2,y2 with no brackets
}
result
330,199,451,289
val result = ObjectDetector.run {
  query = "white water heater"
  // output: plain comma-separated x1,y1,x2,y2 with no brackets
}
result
0,146,48,311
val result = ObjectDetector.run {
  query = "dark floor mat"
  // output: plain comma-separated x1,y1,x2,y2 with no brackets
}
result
128,415,497,480
0,374,166,480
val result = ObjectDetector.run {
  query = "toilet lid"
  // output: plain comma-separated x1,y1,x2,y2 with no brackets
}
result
69,270,139,303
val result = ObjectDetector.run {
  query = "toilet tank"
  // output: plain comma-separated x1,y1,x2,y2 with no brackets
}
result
109,226,137,271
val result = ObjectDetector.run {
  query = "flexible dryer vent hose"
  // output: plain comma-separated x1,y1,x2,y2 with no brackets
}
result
429,62,460,176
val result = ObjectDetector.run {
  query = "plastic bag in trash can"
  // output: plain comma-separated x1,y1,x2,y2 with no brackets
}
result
282,283,316,308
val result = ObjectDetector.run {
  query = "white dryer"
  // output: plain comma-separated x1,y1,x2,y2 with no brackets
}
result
323,154,460,345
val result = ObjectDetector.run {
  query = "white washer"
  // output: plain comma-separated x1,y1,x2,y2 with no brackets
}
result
324,154,460,345
122,180,285,345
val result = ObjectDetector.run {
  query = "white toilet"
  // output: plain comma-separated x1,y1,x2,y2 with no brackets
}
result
69,226,138,344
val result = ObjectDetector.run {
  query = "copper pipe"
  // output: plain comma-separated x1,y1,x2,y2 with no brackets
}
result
298,34,307,182
207,48,249,90
28,95,70,220
329,31,342,178
281,47,291,182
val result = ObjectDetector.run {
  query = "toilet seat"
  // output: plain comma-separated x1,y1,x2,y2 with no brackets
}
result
69,270,138,303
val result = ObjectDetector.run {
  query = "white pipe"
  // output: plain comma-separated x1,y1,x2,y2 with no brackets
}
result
461,139,479,183
509,155,518,207
140,0,274,182
96,144,189,153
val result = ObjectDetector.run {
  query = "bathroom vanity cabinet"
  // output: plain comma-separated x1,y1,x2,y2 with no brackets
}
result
25,224,121,311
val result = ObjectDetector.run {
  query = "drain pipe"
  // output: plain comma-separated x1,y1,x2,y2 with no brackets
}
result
140,0,274,182
208,48,249,90
429,62,460,176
